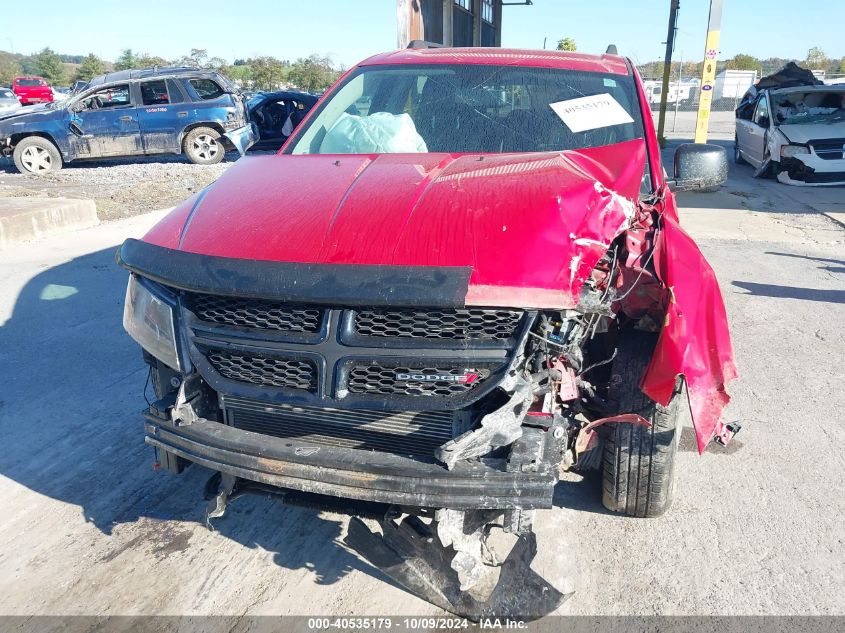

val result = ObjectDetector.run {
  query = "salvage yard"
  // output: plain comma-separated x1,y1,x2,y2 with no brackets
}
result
0,139,843,621
0,155,236,220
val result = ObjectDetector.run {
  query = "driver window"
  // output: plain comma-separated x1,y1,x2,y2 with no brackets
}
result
82,84,131,109
753,96,769,126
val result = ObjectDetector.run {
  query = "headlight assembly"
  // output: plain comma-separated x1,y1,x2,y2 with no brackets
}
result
123,275,181,371
781,145,809,158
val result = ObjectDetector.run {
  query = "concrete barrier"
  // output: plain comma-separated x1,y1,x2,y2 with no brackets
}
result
0,197,99,249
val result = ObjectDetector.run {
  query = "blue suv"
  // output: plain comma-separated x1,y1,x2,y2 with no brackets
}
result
0,67,257,174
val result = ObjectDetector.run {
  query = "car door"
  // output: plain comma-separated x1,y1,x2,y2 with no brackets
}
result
183,76,237,128
745,94,771,167
69,83,141,157
136,78,185,154
735,106,752,163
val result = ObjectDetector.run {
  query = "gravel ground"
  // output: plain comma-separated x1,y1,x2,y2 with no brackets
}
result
0,154,258,221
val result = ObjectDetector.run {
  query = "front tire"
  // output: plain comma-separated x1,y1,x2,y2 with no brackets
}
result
733,137,746,165
601,331,682,518
183,127,224,165
13,136,63,174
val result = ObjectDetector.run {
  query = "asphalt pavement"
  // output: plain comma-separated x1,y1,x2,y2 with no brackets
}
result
0,153,843,621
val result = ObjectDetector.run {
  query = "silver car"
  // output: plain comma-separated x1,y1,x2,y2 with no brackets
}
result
0,88,21,115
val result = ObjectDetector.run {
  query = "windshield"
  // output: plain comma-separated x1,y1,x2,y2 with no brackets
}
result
287,63,644,155
17,79,46,87
774,91,845,126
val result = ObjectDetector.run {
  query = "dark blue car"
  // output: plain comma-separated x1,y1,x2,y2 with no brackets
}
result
247,90,317,151
0,67,257,174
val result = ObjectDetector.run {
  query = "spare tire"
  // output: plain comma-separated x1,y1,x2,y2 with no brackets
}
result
601,330,682,518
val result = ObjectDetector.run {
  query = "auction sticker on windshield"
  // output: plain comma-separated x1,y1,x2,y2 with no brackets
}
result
549,93,634,133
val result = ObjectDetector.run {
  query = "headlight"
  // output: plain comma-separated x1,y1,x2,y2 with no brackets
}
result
123,275,181,371
781,145,809,158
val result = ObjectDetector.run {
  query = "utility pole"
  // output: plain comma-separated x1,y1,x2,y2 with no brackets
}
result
656,0,680,146
694,0,724,143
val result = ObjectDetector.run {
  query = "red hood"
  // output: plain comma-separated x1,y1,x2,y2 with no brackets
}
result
145,139,646,308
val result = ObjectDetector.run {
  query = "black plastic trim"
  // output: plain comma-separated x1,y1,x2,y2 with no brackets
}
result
117,238,473,308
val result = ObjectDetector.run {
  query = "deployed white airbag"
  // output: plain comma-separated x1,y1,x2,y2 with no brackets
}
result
320,112,428,153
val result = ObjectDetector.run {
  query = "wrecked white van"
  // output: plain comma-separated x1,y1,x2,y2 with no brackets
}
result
735,63,845,186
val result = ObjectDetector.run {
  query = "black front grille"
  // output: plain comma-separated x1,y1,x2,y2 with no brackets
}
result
222,395,454,455
184,293,527,410
355,308,522,341
187,294,323,333
811,141,845,161
348,365,491,397
206,351,317,390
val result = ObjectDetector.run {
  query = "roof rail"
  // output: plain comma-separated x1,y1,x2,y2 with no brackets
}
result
407,40,444,49
148,66,196,75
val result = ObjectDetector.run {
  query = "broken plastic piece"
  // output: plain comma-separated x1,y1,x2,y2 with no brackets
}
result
204,472,238,530
344,516,570,621
435,375,532,469
714,422,742,447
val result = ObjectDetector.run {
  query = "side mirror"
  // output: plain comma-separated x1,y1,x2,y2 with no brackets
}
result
757,115,769,128
69,100,85,113
669,143,728,191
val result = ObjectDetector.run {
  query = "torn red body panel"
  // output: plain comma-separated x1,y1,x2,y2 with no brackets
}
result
142,138,735,453
643,209,738,453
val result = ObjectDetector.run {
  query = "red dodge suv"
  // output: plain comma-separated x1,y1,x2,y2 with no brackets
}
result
12,76,53,105
118,46,736,619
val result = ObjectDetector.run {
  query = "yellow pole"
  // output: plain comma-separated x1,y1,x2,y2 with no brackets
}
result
694,0,723,143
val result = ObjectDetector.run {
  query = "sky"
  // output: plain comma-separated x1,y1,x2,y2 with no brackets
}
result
2,0,843,69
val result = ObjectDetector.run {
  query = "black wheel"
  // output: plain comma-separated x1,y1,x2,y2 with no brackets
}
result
183,126,224,165
601,331,682,518
13,136,63,174
733,137,746,165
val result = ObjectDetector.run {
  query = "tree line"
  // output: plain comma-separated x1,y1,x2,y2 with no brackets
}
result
633,48,845,80
0,47,345,92
555,39,844,79
5,43,843,91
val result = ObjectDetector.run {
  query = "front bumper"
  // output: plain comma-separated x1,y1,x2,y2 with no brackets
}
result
144,412,558,510
224,122,258,156
778,155,845,186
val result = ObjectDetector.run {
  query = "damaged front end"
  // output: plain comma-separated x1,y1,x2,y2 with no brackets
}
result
223,121,259,156
118,137,735,619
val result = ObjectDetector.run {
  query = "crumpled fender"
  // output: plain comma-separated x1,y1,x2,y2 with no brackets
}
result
642,207,738,453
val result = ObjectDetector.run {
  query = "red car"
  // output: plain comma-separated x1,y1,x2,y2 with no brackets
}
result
12,76,53,105
119,46,735,619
